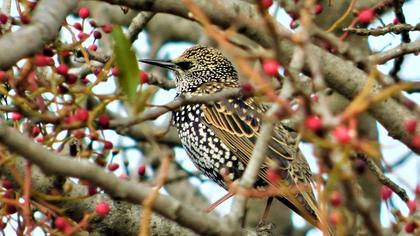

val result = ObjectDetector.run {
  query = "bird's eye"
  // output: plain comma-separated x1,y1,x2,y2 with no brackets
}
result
175,61,193,70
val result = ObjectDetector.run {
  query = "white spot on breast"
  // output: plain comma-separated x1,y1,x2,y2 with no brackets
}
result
226,161,233,168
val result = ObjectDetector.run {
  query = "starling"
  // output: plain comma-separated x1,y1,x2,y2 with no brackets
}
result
140,46,327,231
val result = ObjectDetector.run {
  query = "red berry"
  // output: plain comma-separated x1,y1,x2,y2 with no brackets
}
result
380,186,392,200
66,115,78,125
72,22,82,31
358,8,375,24
261,0,273,9
11,112,23,121
64,225,73,235
290,19,299,29
333,126,352,144
139,71,149,84
267,168,280,183
119,173,129,179
329,211,341,225
305,115,322,131
87,184,97,196
60,50,71,58
107,163,119,171
262,59,280,77
75,108,89,122
55,64,69,76
78,7,90,19
101,23,113,33
35,136,44,143
54,217,68,230
412,135,420,149
93,31,102,39
81,77,90,85
5,205,17,215
241,82,254,94
310,94,319,103
98,114,110,128
73,130,85,139
28,1,38,11
88,44,98,51
407,199,417,213
353,158,366,174
2,179,13,190
20,15,31,24
0,70,6,82
104,140,113,150
0,14,8,24
137,165,146,176
3,189,14,199
77,32,89,41
330,191,343,207
34,55,53,67
405,223,416,233
393,18,399,24
111,67,119,76
404,119,417,134
31,126,41,137
314,3,323,15
65,74,77,85
89,20,97,28
95,201,110,217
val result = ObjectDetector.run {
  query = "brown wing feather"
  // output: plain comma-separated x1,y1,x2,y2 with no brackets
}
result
202,97,322,228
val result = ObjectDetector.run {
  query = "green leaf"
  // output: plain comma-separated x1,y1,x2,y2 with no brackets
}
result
111,26,139,104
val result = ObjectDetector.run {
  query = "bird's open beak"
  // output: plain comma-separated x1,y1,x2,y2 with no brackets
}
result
139,59,177,70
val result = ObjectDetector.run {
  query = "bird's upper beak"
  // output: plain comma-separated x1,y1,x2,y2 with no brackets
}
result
139,59,177,70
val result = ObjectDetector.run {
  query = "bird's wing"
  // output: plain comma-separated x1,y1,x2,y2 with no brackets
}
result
201,97,322,228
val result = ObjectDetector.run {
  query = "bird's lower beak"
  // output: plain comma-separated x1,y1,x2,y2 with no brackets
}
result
139,59,177,70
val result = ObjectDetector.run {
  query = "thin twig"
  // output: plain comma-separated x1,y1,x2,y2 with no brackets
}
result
357,154,409,202
110,87,244,128
344,23,420,36
325,0,357,33
23,163,32,236
140,152,171,236
369,40,420,65
390,0,411,81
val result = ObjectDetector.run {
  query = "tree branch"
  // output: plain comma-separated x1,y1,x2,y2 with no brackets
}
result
369,40,420,65
0,157,198,236
0,120,243,236
0,0,78,70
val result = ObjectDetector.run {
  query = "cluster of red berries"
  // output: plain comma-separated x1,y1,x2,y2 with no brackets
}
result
53,201,110,233
72,7,112,52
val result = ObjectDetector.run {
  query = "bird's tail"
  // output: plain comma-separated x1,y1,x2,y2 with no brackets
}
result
276,188,334,236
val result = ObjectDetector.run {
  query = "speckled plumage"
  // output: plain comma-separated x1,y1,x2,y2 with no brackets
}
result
142,46,324,229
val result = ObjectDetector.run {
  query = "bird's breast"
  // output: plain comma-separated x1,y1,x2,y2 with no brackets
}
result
173,104,245,188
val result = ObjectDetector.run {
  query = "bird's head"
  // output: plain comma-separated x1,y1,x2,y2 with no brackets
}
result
140,46,238,93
